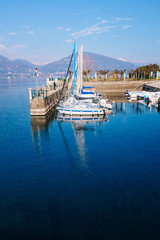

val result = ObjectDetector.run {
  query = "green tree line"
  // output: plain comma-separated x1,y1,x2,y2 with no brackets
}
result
128,64,160,80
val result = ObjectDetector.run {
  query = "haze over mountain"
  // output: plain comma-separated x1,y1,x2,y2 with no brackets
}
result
0,52,136,79
0,55,36,79
41,52,136,73
0,55,36,71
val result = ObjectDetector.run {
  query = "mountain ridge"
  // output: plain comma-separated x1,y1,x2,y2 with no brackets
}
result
0,52,136,79
40,52,136,73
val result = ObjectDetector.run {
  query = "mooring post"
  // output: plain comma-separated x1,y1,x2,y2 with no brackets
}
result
29,88,32,101
42,89,44,99
51,82,53,90
95,72,97,82
37,87,39,105
46,85,48,98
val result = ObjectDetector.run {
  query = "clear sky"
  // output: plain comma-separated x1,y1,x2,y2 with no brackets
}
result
0,0,160,65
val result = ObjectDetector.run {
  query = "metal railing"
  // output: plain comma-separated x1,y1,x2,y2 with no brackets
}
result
31,81,64,100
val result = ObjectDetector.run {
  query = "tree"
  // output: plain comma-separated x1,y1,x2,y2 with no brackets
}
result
97,70,103,79
69,70,73,78
120,70,124,79
103,70,109,80
133,64,160,80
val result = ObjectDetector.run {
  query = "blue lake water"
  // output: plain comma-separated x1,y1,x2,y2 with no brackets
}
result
0,80,160,240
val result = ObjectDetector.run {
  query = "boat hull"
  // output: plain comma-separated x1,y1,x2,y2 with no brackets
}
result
74,94,95,100
57,108,105,116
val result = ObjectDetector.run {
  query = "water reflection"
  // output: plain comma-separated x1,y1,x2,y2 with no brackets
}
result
57,121,75,165
30,102,157,135
30,110,111,170
114,101,159,115
30,109,57,161
30,102,159,166
31,108,57,131
57,114,110,169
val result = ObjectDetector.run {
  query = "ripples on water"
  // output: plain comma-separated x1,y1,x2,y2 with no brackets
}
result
0,81,160,240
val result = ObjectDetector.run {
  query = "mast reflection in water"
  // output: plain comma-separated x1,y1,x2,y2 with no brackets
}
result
57,114,110,169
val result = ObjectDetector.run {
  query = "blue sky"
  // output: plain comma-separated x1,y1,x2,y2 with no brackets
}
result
0,0,160,65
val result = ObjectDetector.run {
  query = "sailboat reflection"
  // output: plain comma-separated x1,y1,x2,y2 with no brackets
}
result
57,111,112,169
30,108,112,168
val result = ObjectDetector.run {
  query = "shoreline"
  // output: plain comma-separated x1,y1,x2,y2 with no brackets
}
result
83,80,160,100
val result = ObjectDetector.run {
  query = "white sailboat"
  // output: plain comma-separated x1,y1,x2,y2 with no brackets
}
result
57,44,105,116
57,100,105,116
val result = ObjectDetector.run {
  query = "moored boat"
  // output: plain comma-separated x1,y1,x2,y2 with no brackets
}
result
57,44,108,116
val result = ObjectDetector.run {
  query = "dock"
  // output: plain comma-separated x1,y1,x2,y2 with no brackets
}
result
83,80,160,100
142,81,160,92
29,80,160,116
29,81,68,116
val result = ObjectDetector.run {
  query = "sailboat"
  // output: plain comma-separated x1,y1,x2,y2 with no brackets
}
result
57,45,105,116
57,99,105,116
57,44,111,115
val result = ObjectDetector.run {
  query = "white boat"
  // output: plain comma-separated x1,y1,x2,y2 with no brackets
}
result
99,99,112,110
57,44,106,116
57,96,104,115
145,92,160,105
137,91,155,100
125,90,147,100
57,105,104,116
126,88,160,106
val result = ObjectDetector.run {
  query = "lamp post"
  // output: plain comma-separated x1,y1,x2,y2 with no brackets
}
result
34,68,39,104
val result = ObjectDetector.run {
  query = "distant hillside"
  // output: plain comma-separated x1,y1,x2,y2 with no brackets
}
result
14,59,36,69
84,52,136,71
0,52,136,79
0,55,36,72
40,52,136,73
0,55,36,79
39,56,72,74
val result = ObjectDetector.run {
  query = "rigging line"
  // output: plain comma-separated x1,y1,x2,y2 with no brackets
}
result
57,121,76,166
57,49,74,104
70,68,78,95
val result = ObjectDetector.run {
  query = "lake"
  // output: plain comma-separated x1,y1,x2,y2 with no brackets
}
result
0,80,160,240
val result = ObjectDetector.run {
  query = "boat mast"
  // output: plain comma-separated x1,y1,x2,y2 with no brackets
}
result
73,42,76,94
57,48,74,104
80,44,83,95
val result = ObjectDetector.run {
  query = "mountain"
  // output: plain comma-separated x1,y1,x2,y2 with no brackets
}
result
14,59,36,69
0,55,36,71
40,56,72,74
0,55,37,78
83,52,136,71
0,52,136,79
41,52,136,74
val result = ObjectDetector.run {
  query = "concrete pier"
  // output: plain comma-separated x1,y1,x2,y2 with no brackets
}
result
29,80,160,116
29,82,68,116
83,80,160,100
